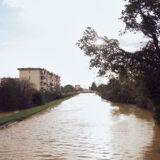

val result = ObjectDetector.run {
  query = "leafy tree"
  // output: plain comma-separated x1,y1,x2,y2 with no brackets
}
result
62,85,76,93
77,0,160,124
90,82,97,91
153,105,160,124
77,27,160,77
121,0,160,57
76,0,160,98
97,84,109,99
41,90,62,103
32,91,43,105
77,0,160,75
0,79,35,111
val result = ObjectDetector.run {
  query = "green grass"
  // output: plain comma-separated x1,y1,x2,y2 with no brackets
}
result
0,94,78,126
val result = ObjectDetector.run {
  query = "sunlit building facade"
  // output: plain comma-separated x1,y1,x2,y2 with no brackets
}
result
75,85,81,90
18,68,60,91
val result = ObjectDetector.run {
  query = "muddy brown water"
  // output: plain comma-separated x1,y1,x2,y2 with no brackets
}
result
0,93,160,160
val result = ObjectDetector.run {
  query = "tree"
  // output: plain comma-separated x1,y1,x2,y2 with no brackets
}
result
153,105,160,124
0,79,35,111
76,0,160,123
32,91,43,105
62,85,76,93
90,82,97,91
77,0,160,74
77,27,160,78
121,0,160,58
76,0,160,82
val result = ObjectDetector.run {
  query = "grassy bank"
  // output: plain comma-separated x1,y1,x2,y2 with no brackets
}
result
0,93,78,127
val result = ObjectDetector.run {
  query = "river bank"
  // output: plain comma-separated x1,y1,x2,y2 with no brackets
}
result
0,93,78,129
96,81,160,125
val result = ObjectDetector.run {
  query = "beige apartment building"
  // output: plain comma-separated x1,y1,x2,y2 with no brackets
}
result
18,68,60,91
75,85,81,90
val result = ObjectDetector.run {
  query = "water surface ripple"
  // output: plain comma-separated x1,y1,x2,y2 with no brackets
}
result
0,93,160,160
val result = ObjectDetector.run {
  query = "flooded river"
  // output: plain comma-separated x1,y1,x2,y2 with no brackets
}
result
0,93,160,160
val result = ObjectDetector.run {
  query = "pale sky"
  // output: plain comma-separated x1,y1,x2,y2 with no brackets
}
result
0,0,146,88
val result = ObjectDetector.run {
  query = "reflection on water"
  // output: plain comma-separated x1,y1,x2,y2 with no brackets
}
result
0,93,160,160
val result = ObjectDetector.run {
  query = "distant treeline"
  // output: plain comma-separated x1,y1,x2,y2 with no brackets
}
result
0,78,78,112
91,72,160,125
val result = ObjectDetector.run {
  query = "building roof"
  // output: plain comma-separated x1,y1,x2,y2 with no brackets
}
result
18,68,60,77
18,68,42,70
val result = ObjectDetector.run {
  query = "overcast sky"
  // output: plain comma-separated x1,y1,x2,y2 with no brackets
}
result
0,0,146,88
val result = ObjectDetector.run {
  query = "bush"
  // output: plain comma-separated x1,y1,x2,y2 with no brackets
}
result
153,105,160,125
0,78,35,111
41,90,62,103
97,78,136,104
32,91,43,105
90,82,97,91
0,78,65,112
62,85,76,93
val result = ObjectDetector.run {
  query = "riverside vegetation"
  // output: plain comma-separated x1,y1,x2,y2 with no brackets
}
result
0,78,78,112
0,94,77,126
77,0,160,124
0,78,79,126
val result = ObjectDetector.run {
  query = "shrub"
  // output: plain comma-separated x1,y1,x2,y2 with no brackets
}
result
62,85,76,93
0,78,35,111
32,91,43,105
41,90,62,103
153,105,160,125
90,82,97,91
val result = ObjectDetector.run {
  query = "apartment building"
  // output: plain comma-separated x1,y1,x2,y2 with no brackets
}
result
18,68,60,91
75,85,81,90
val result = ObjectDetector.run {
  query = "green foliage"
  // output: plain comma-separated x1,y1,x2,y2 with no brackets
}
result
121,0,160,57
32,91,43,105
0,79,64,112
97,84,109,99
41,90,62,103
76,87,83,92
62,85,76,93
0,94,78,126
153,105,160,125
77,27,124,76
97,76,136,104
77,0,160,124
77,28,160,77
0,79,35,111
90,82,97,91
97,76,155,111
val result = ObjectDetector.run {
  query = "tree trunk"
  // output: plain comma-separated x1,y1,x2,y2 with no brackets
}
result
152,34,160,59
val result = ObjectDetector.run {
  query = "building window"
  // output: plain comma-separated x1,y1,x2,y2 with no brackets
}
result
41,76,44,80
